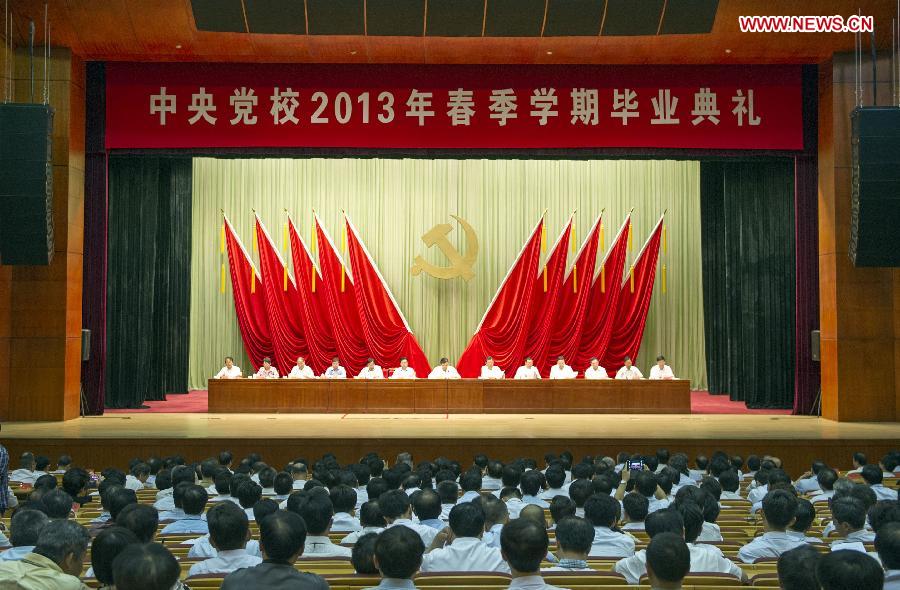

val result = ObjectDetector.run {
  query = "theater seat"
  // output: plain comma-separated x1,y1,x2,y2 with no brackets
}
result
543,571,629,586
749,573,780,586
639,573,743,586
182,574,227,588
415,572,511,586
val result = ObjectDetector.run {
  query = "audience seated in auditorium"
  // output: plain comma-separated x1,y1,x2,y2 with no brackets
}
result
584,493,635,557
501,518,565,590
0,519,90,589
115,504,159,544
520,470,550,508
816,548,884,590
379,489,440,545
420,502,509,573
160,485,208,534
294,490,352,557
542,516,594,572
876,521,900,590
861,464,899,501
87,526,138,584
187,501,261,577
810,467,839,504
367,525,425,589
351,532,379,574
478,494,509,549
412,490,444,530
829,495,876,550
777,544,821,590
10,453,39,485
547,496,576,530
0,510,49,562
645,532,690,590
737,490,806,563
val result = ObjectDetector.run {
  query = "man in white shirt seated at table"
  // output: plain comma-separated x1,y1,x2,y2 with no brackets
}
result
390,357,417,379
357,358,384,379
549,356,577,379
214,356,242,379
428,357,461,379
420,502,510,573
514,357,542,379
649,355,676,380
253,357,279,379
323,356,347,379
615,356,644,380
187,501,262,577
583,357,609,379
287,356,315,379
480,356,505,379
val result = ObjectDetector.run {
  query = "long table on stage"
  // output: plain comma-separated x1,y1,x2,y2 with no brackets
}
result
208,378,691,414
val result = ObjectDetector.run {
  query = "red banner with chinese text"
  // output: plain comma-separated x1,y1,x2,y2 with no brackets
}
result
105,63,803,150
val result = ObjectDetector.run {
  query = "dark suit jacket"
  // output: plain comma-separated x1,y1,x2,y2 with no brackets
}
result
220,560,330,590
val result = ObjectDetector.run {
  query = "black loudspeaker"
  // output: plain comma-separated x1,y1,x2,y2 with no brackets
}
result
810,330,820,362
0,103,54,266
850,107,900,267
81,329,91,362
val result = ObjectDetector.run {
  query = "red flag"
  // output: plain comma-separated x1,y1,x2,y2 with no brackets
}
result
576,214,631,372
457,217,545,378
344,214,431,378
288,217,337,375
602,215,664,372
255,216,308,373
547,214,602,371
525,217,572,376
314,214,372,376
223,215,273,371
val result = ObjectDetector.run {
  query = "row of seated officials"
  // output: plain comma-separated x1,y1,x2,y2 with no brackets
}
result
0,448,897,590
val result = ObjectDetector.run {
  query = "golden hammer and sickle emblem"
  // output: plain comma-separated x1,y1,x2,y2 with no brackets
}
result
410,215,479,281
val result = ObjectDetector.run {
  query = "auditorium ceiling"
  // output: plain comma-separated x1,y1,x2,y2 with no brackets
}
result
5,0,896,64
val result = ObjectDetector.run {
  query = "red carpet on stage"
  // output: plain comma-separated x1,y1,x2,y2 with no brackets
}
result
104,389,791,415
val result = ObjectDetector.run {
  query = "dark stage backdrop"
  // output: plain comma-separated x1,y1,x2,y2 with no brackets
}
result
701,160,796,408
105,157,193,408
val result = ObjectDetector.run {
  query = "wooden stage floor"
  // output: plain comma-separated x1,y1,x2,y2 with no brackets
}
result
2,413,898,476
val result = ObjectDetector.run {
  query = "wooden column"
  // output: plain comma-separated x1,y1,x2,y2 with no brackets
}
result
818,53,899,421
2,48,84,421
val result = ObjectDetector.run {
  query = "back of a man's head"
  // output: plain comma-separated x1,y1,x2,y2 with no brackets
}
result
555,516,594,555
61,467,89,499
412,489,441,521
10,509,50,547
91,527,139,585
378,489,411,520
646,532,690,588
112,542,180,590
816,467,838,491
831,496,867,531
116,503,159,543
816,549,884,590
480,495,509,528
181,484,209,516
298,491,334,535
33,519,90,576
859,464,883,486
374,525,425,579
674,501,704,543
234,479,263,509
436,480,459,504
170,464,196,487
568,479,592,508
584,493,619,528
259,510,307,563
520,470,543,497
351,532,380,575
109,487,138,522
445,502,484,538
623,492,650,523
790,498,816,534
207,501,249,552
41,489,74,519
645,509,685,539
500,518,548,575
762,490,797,530
549,495,576,524
777,545,820,590
875,521,900,570
633,471,658,498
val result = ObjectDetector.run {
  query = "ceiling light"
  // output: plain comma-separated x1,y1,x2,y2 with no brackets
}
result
546,50,553,55
350,50,357,55
725,49,731,54
175,44,182,49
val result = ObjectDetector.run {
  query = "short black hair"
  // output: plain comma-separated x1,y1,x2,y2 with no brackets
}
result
254,498,279,523
436,480,459,504
791,498,816,534
258,467,277,489
10,509,49,547
544,466,566,490
329,484,358,514
448,502,485,537
633,471,658,498
645,508,684,538
33,474,57,492
273,472,293,495
234,480,263,509
501,518,548,574
584,493,620,528
375,525,424,578
816,549,884,590
762,490,798,529
623,492,649,523
831,496,867,530
860,464,883,486
351,532,380,574
208,501,249,551
61,468,89,499
718,469,740,493
41,489,74,519
816,468,838,491
518,470,542,497
674,501,704,543
568,479,593,508
460,470,482,492
852,452,867,466
549,496,576,524
259,510,307,562
116,504,159,543
91,527,139,584
646,532,690,584
378,489,411,520
412,489,441,521
109,488,138,521
875,521,900,569
367,477,390,501
112,542,180,590
218,451,233,466
298,492,334,535
182,485,209,516
868,500,900,534
778,545,821,590
555,516,594,554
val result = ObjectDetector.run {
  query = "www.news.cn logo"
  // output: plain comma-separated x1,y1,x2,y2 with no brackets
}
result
739,14,874,33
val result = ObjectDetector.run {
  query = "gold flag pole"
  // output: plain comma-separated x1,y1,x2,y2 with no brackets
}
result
219,209,226,294
340,218,347,293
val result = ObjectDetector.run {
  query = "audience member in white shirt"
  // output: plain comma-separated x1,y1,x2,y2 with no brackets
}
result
520,471,550,508
214,356,242,379
9,453,37,484
330,485,362,532
428,358,461,379
538,467,568,501
875,521,900,590
499,518,569,590
298,493,352,557
187,502,262,577
380,489,440,546
357,358,384,379
542,516,595,572
364,525,427,590
717,470,745,501
817,547,888,590
341,502,387,544
480,496,509,550
584,494,635,558
323,357,347,379
648,355,676,380
738,490,808,563
860,465,899,501
479,356,505,379
253,357,279,379
548,357,577,380
615,357,643,380
809,468,839,504
420,503,510,573
287,356,315,379
125,463,150,491
502,488,527,520
583,358,609,380
829,496,877,551
437,481,459,521
514,357,542,379
390,357,417,379
458,471,483,504
793,461,826,495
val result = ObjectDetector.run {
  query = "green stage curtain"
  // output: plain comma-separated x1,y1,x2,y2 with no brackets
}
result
106,156,193,408
189,158,707,391
700,160,795,408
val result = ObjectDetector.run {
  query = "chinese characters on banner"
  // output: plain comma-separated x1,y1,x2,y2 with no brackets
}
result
105,63,803,150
